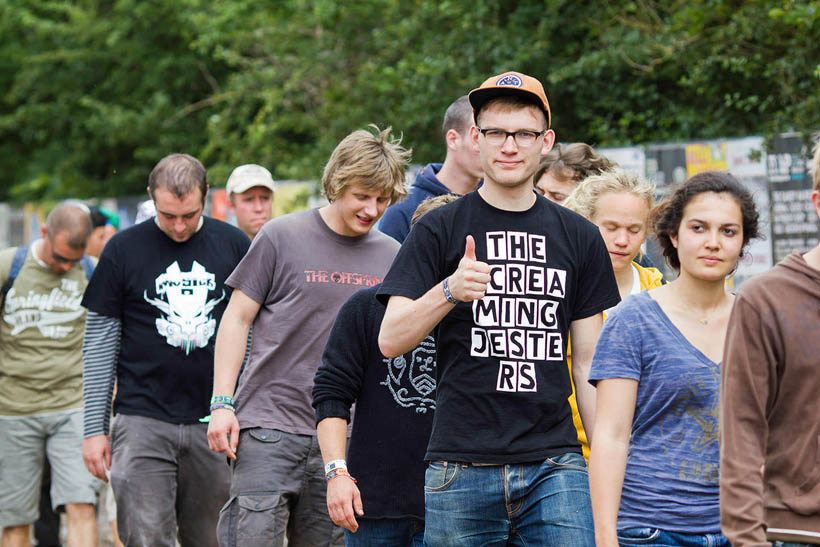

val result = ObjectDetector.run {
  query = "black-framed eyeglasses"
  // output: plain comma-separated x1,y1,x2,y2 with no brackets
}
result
477,126,546,148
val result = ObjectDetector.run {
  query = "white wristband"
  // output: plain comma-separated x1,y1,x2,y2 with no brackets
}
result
324,459,347,475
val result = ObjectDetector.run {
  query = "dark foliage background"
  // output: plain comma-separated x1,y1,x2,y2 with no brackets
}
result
2,0,818,201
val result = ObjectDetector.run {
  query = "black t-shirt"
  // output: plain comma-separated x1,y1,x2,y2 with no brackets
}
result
312,285,435,520
82,217,250,424
377,191,619,463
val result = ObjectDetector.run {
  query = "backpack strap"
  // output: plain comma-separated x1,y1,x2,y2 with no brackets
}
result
80,255,94,280
1,245,29,308
1,246,93,308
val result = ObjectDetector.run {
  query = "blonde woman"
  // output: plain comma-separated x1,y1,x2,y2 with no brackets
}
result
561,168,663,460
564,169,663,303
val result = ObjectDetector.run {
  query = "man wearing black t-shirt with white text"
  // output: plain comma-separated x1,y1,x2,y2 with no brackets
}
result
377,72,619,546
81,154,250,546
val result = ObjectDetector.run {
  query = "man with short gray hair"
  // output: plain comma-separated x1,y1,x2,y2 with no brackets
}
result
0,202,99,547
226,164,275,240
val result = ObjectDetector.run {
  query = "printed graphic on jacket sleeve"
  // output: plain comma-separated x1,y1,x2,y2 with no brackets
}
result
381,336,437,413
143,260,224,354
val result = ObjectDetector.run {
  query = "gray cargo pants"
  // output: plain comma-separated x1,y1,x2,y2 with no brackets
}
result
217,427,343,547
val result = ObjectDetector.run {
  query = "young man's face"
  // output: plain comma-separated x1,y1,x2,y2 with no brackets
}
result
472,104,553,190
451,127,484,181
535,169,577,204
229,186,273,239
813,189,820,221
151,186,205,243
329,183,391,237
590,191,650,273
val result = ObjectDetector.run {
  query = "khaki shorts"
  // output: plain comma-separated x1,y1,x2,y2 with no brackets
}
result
0,408,102,527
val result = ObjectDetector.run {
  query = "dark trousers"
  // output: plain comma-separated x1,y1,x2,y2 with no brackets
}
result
110,414,230,547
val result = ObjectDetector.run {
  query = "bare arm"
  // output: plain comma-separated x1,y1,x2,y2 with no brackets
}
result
207,289,261,459
378,235,490,358
378,291,452,358
317,417,362,532
589,378,638,547
569,312,604,442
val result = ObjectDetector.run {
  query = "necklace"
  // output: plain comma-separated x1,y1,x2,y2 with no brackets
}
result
683,299,729,325
673,287,729,325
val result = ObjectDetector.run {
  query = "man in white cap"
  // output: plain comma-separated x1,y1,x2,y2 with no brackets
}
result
226,164,275,240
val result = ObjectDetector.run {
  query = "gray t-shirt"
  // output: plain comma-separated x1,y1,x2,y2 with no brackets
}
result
227,208,400,435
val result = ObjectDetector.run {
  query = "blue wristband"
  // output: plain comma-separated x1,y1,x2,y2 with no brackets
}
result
209,403,235,413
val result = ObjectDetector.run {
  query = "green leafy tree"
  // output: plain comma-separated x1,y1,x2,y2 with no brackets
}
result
2,0,819,202
0,0,230,201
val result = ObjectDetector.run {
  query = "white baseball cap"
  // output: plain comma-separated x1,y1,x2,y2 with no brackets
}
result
225,164,276,196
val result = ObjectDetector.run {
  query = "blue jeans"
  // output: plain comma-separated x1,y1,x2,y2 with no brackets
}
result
617,527,729,546
423,452,594,546
344,517,424,546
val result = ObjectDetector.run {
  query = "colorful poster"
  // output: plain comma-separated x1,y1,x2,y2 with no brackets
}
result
685,141,728,176
210,189,230,221
726,137,772,286
644,145,688,281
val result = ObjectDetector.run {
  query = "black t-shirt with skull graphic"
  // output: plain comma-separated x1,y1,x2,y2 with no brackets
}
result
312,284,435,521
377,191,620,464
82,216,250,424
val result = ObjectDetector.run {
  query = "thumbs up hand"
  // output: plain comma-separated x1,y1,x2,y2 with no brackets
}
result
447,235,491,302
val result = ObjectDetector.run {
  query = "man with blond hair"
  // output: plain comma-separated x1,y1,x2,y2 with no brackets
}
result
1,202,99,547
720,143,820,546
378,72,618,545
208,125,409,546
313,194,458,546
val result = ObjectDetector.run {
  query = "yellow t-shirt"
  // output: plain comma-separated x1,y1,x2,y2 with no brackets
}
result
567,262,663,460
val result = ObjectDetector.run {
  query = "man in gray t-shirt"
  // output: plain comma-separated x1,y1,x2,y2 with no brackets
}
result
207,126,409,547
